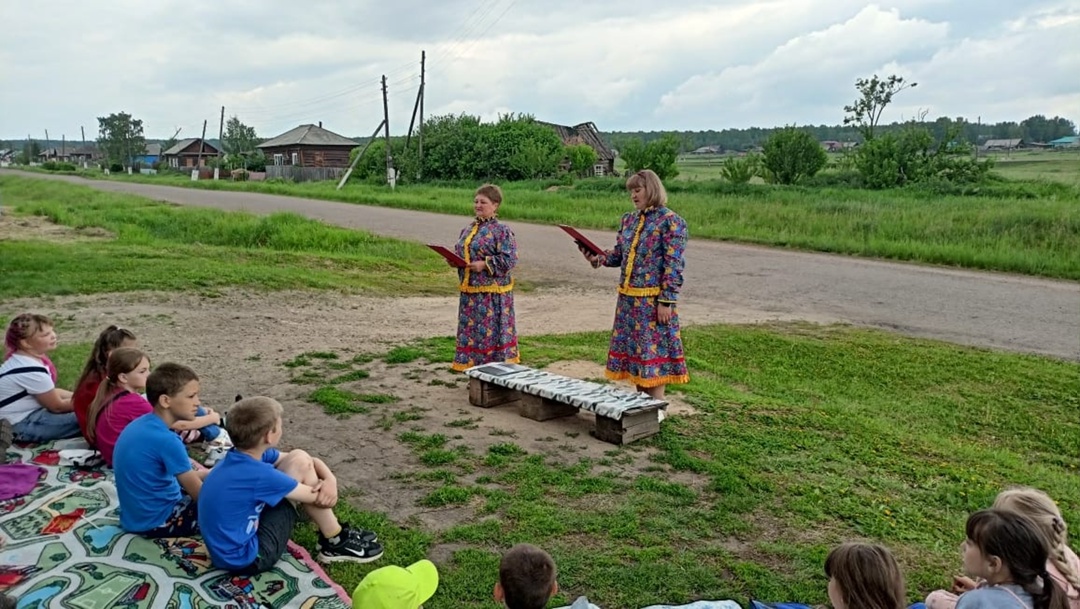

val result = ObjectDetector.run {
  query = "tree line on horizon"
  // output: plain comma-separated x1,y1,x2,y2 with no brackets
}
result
601,113,1078,153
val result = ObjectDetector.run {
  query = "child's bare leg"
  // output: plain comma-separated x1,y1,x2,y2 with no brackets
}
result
637,384,666,400
276,450,342,538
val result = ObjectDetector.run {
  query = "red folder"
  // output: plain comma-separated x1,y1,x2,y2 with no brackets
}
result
427,244,467,268
557,225,606,257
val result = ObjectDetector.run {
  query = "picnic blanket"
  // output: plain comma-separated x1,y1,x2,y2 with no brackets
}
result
0,438,351,608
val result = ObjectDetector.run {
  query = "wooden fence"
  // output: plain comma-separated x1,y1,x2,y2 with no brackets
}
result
265,166,347,182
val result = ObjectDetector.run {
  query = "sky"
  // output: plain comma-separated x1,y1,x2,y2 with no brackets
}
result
2,0,1078,141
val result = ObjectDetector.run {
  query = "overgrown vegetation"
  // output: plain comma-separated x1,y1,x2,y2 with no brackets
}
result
0,176,454,297
50,167,1080,280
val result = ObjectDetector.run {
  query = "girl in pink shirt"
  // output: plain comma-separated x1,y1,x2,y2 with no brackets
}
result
85,348,152,467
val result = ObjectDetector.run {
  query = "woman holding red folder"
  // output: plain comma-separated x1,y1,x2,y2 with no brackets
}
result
450,184,520,371
581,169,689,398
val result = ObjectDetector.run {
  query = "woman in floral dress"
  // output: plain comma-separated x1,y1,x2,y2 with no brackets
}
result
450,184,520,371
582,169,689,398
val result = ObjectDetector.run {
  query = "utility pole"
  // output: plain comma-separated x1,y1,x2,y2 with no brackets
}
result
81,126,87,167
419,49,425,180
217,106,226,179
382,75,394,188
44,129,49,160
26,134,31,165
195,119,208,175
406,50,425,150
336,120,386,190
62,134,65,158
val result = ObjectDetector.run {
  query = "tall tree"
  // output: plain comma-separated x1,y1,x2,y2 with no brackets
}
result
843,74,917,140
97,112,146,167
221,116,258,157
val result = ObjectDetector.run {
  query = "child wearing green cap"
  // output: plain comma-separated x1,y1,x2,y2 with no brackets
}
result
352,559,440,608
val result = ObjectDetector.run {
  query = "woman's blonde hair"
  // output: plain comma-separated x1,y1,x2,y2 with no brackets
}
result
994,486,1080,591
625,169,667,208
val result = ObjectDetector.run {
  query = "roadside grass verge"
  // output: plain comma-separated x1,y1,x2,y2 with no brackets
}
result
20,165,1080,280
0,175,454,298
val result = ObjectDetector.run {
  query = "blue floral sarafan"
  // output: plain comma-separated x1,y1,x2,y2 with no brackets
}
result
451,217,520,371
598,206,690,387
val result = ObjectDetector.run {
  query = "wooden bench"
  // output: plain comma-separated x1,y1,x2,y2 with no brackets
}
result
464,363,667,445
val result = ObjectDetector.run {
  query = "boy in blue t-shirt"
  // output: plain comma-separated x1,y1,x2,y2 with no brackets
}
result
199,396,383,573
114,363,206,537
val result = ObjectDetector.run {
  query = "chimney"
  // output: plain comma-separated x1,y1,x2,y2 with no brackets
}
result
318,121,322,128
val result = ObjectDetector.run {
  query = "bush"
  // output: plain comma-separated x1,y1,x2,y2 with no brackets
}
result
620,135,680,181
109,163,124,173
719,154,761,184
761,127,827,185
856,127,992,189
42,161,77,172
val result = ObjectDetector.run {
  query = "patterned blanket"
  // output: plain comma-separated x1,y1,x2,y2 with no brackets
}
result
0,438,351,608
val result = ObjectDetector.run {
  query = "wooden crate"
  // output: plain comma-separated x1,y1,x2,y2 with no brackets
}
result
519,394,578,421
593,409,662,445
468,378,521,408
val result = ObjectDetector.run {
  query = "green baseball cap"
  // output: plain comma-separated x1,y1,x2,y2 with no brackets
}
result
352,559,439,609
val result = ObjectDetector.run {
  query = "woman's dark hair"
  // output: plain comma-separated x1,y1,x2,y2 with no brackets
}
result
824,542,906,609
966,509,1069,609
74,325,137,392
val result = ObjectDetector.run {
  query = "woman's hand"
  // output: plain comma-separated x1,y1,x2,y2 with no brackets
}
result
657,303,674,324
579,245,602,267
951,576,977,594
468,260,487,273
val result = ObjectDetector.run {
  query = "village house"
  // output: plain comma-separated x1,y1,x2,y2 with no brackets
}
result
163,138,223,168
257,123,359,168
537,120,617,177
981,138,1024,152
1048,135,1079,149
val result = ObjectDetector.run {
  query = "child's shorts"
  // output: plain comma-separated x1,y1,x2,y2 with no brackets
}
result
233,500,297,574
141,495,199,538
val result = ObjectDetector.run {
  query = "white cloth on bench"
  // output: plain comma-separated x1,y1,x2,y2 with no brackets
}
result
465,364,667,420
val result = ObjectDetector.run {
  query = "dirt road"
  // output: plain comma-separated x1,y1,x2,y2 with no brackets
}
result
8,171,1079,360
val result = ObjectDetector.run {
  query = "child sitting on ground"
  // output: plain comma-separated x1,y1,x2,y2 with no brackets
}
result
495,544,560,609
113,362,207,537
824,542,907,609
950,508,1068,609
85,348,151,467
928,488,1080,609
199,396,383,573
0,314,78,442
72,325,138,441
351,559,440,608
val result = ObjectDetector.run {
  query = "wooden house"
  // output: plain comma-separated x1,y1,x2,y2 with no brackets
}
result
537,121,617,177
257,123,359,168
163,138,222,168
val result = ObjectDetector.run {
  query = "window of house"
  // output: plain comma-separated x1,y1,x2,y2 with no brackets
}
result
291,152,299,166
273,154,283,166
593,163,605,177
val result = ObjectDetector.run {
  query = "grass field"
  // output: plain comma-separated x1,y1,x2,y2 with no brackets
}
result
0,175,454,298
3,171,1077,607
32,323,1077,608
18,160,1080,280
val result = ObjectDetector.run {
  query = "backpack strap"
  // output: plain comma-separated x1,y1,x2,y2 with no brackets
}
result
0,366,50,409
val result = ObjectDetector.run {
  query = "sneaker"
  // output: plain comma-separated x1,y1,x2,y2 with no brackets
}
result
317,527,383,564
0,419,13,464
342,523,378,544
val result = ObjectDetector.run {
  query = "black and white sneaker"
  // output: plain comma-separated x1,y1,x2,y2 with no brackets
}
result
343,524,378,544
317,526,383,564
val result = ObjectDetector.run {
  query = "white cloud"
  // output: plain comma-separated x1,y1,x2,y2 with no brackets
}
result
0,0,1076,140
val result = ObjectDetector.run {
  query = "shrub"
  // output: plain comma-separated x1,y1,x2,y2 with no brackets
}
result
620,135,680,181
761,127,827,185
719,154,761,184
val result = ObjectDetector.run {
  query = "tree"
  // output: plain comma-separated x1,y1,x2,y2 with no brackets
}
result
761,127,827,185
16,141,41,164
620,135,680,180
843,74,917,140
222,116,259,159
565,144,598,177
97,112,146,168
719,153,761,184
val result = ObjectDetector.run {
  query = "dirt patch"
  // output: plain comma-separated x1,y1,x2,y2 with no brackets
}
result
0,206,113,242
0,289,709,531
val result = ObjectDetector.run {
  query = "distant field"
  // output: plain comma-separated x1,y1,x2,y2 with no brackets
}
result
674,149,1080,185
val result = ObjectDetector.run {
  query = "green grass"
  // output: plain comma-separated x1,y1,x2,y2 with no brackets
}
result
21,158,1080,279
0,175,455,297
307,386,373,416
20,319,1079,607
290,325,1079,609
